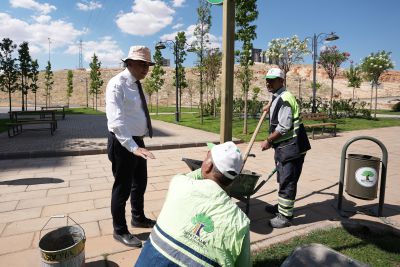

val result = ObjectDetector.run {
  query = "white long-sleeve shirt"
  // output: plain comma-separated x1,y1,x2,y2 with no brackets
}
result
106,68,148,152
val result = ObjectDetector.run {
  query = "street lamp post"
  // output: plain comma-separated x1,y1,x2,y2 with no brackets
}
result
308,32,339,113
155,40,195,122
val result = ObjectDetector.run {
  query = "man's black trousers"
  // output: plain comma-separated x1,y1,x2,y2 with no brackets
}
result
107,132,148,234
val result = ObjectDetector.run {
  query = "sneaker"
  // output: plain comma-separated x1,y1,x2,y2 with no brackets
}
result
265,204,278,214
269,213,292,228
131,217,156,228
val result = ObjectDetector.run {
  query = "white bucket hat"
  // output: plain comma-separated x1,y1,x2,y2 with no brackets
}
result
122,46,155,65
265,67,285,79
207,142,243,180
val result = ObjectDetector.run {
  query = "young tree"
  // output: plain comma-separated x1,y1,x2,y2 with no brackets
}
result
204,49,222,117
30,59,39,110
318,45,350,115
143,77,155,112
344,61,362,100
174,31,188,115
67,70,74,107
44,61,54,108
235,0,258,134
265,35,308,86
193,0,211,124
150,48,165,115
18,41,32,110
0,38,18,118
360,51,394,118
89,53,104,111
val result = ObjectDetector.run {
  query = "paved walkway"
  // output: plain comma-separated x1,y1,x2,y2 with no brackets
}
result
0,114,238,159
0,120,399,266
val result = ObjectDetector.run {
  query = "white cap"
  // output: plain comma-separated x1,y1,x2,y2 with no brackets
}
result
207,142,243,180
122,46,155,65
265,67,285,79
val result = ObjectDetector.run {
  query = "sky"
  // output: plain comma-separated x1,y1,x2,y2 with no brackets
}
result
0,0,399,71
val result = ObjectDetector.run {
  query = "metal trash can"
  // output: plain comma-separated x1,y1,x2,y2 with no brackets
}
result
345,154,380,200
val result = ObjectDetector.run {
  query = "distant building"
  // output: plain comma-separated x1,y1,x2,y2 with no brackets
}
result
161,58,170,67
252,48,266,63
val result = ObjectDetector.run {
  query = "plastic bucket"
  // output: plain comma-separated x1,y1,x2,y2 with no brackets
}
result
39,216,86,267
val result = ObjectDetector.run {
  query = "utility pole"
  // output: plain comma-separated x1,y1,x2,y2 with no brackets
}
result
79,40,83,69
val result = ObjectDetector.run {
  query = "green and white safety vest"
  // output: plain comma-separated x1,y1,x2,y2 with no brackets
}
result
150,169,251,267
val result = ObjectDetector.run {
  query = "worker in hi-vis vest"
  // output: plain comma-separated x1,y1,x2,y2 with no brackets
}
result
135,142,250,267
261,68,311,228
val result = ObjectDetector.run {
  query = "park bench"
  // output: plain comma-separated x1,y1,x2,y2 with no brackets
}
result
41,106,67,120
6,110,57,137
301,112,337,140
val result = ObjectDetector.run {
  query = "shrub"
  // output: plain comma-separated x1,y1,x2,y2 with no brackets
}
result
392,102,400,112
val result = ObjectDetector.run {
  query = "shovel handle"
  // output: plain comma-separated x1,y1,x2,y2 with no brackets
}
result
241,110,268,172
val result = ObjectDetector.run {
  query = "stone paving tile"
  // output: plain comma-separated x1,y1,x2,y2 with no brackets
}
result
69,189,110,202
94,197,110,209
0,190,47,202
2,216,68,237
69,207,111,224
85,234,139,259
86,256,108,267
0,223,5,235
0,200,18,212
47,185,91,196
17,195,68,210
0,232,35,255
0,185,27,194
90,182,112,191
106,249,141,267
41,199,95,217
25,181,69,191
0,248,38,267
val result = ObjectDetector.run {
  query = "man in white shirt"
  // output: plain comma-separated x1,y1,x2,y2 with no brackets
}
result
106,46,156,247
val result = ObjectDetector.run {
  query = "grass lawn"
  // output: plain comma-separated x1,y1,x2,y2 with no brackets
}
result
152,112,400,142
0,118,11,133
375,109,400,115
65,107,105,115
252,226,400,267
148,105,198,113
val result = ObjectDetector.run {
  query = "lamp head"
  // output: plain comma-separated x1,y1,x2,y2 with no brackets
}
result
325,32,339,41
155,42,166,50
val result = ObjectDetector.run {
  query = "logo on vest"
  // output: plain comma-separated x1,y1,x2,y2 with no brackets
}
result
191,213,214,237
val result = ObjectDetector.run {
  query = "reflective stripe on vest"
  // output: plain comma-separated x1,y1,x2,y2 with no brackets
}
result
150,224,221,267
270,90,301,144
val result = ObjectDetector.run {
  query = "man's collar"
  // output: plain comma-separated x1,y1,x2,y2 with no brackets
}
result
273,86,285,96
122,68,138,84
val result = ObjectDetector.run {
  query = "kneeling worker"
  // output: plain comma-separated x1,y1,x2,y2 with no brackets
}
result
135,142,251,267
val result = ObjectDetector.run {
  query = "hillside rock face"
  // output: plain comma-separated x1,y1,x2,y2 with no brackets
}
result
1,64,399,109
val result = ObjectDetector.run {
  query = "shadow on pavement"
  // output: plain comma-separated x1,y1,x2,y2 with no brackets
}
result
0,177,64,185
86,259,119,267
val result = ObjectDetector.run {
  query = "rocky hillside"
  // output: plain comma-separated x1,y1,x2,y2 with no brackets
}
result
1,64,399,109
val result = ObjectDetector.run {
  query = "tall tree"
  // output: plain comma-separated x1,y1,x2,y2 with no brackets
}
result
174,31,188,115
44,61,54,108
265,35,308,86
318,45,349,115
0,38,18,118
235,0,258,134
150,48,165,115
30,59,39,110
67,70,74,107
18,41,32,110
89,53,104,111
193,0,211,124
344,61,362,99
360,51,394,118
204,49,222,117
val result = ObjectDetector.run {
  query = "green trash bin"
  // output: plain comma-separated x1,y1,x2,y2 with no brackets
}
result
345,154,380,200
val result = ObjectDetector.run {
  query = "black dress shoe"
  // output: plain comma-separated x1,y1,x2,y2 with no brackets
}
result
131,217,156,228
265,204,278,214
113,232,142,247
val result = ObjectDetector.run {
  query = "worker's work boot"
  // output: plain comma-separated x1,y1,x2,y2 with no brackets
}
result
269,213,292,228
264,204,278,214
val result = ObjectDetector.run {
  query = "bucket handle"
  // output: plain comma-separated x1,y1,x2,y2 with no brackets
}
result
39,215,85,240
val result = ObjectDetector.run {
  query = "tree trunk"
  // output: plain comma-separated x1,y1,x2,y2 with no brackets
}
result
243,89,248,134
330,78,334,116
156,91,159,116
200,71,204,125
370,84,373,112
213,85,216,118
374,83,378,119
8,90,12,119
95,91,98,111
34,92,37,111
352,87,355,100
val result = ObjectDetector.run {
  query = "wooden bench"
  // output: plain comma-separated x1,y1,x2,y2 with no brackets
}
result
301,112,337,140
41,106,66,120
6,120,57,137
